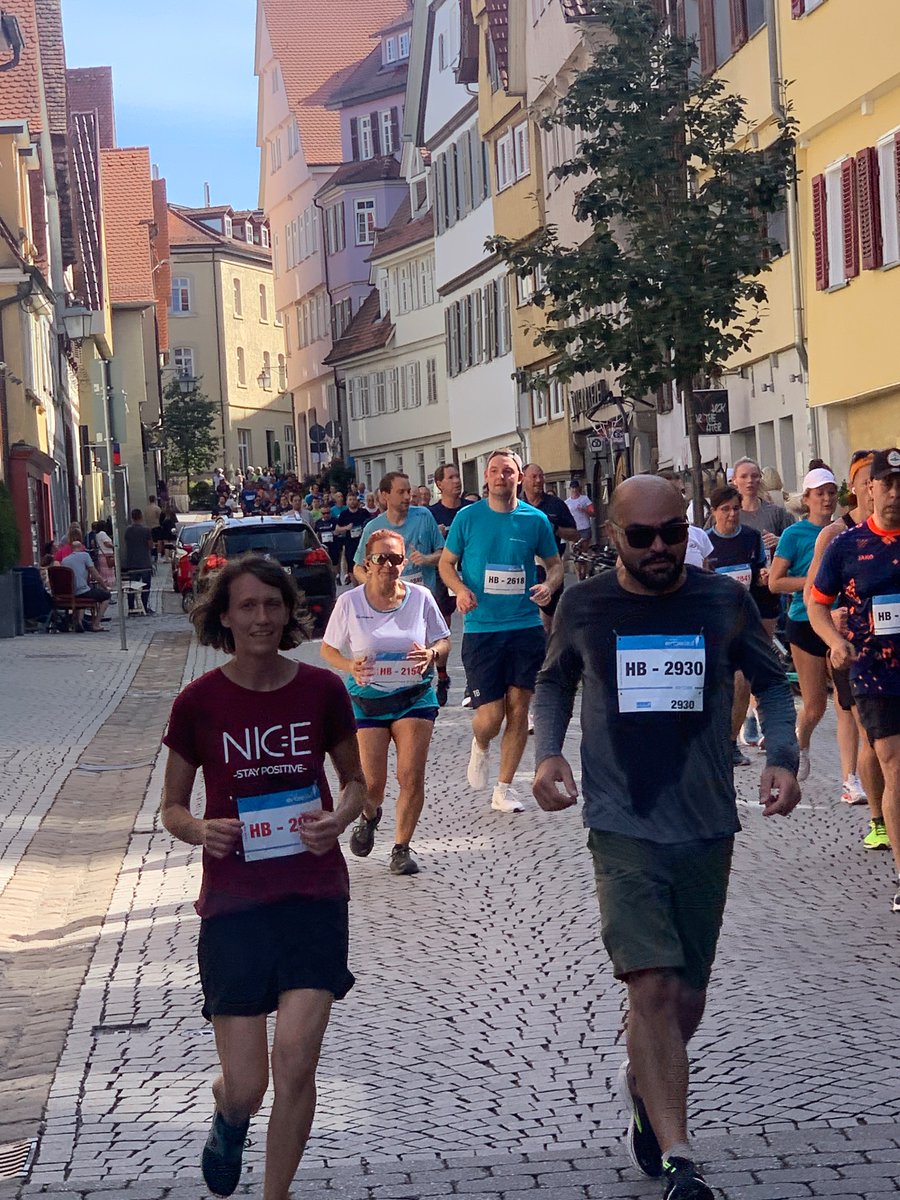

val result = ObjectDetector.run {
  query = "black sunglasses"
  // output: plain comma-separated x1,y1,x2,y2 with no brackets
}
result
368,552,404,566
850,449,876,463
614,521,690,550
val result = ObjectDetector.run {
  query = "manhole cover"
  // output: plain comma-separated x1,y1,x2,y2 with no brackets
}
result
0,1140,36,1180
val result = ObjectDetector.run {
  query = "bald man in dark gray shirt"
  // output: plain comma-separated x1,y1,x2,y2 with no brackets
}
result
532,476,799,1200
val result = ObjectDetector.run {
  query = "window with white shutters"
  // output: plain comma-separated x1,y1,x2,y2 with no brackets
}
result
386,367,400,411
875,136,900,267
496,130,514,191
426,358,438,405
374,371,386,415
513,123,530,180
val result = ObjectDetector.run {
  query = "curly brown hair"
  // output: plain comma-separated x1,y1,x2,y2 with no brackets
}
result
190,554,313,652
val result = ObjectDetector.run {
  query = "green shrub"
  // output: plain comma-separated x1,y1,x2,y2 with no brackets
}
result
0,482,20,573
190,480,214,511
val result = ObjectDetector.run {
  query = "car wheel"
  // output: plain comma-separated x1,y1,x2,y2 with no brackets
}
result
181,587,194,613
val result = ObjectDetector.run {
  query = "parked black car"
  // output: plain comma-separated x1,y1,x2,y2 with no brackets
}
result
192,516,336,633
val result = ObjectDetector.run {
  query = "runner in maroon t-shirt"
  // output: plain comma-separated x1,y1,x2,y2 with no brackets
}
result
161,556,365,1200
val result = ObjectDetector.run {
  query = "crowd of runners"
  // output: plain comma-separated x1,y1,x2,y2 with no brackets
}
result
160,446,900,1200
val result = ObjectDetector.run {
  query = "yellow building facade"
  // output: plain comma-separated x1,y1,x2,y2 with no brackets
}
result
166,208,293,487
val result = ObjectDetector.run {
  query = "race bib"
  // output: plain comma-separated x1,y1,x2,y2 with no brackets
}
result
403,570,424,585
351,527,362,538
484,564,526,595
716,563,752,589
872,594,900,636
616,634,706,713
237,785,323,863
320,531,333,543
368,651,424,690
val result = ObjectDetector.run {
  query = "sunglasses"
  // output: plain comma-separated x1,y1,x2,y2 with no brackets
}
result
614,521,690,549
368,552,404,566
850,449,876,463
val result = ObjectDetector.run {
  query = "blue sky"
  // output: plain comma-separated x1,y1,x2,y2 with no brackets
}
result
61,0,261,210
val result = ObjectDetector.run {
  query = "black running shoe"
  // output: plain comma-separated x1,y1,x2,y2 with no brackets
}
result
661,1157,714,1199
617,1061,662,1177
389,843,420,875
349,807,382,857
201,1109,249,1197
436,673,450,707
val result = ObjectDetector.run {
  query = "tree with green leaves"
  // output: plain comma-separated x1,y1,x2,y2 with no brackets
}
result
488,0,796,518
156,380,219,506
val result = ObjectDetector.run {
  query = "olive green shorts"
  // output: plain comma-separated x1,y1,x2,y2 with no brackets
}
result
587,830,734,992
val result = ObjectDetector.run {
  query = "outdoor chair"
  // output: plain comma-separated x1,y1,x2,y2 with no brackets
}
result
47,565,97,632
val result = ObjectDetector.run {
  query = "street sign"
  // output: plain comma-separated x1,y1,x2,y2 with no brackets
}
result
689,389,730,436
587,434,606,456
309,422,327,455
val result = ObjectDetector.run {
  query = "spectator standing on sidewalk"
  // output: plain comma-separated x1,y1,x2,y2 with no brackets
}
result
160,556,366,1200
123,509,154,614
532,475,799,1200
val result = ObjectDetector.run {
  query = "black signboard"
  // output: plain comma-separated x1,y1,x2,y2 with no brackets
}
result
688,389,730,436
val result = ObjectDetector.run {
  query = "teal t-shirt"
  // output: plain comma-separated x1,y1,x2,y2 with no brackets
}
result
775,518,828,622
353,507,445,592
445,500,559,633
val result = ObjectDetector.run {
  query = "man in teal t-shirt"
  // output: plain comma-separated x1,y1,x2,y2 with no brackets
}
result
440,448,562,814
353,472,444,592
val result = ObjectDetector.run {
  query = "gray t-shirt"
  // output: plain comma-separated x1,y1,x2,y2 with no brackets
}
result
533,568,798,844
66,550,95,595
124,522,153,571
738,501,795,538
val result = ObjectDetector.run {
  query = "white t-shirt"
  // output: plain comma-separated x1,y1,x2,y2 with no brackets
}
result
323,582,449,679
566,494,593,532
685,526,714,569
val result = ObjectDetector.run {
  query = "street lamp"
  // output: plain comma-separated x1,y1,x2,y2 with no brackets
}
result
176,374,198,395
257,367,271,390
63,305,95,346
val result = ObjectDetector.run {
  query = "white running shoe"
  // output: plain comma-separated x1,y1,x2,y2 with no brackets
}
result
467,738,489,790
527,707,535,734
797,748,810,782
841,773,867,805
491,783,525,813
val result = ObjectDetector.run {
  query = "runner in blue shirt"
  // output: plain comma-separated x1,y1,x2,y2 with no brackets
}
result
352,472,444,592
440,448,562,813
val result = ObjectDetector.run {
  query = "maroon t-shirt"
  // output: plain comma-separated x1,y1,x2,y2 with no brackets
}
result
163,662,356,919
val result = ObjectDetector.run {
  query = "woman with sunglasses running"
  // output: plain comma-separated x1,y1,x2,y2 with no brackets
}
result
768,466,840,781
321,530,450,876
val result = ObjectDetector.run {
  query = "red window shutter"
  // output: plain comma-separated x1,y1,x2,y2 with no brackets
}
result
730,0,748,51
841,158,859,279
856,147,883,271
791,0,805,16
699,0,716,75
812,174,828,291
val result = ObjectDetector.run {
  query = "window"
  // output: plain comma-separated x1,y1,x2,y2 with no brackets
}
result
403,362,421,409
331,298,352,340
532,387,548,424
416,448,426,485
261,226,270,248
259,284,268,322
236,346,246,386
497,278,511,355
426,357,438,405
359,115,374,161
355,199,376,245
277,353,287,390
875,136,900,267
516,272,535,306
386,367,400,411
287,120,300,159
487,34,501,91
172,347,194,379
513,123,530,180
349,375,370,419
399,31,410,58
325,202,345,255
496,130,514,191
283,422,297,471
373,371,386,415
384,36,397,63
549,377,566,420
238,428,252,473
381,110,394,155
418,256,435,307
171,277,191,313
791,0,826,15
825,162,848,288
746,0,765,31
223,215,233,238
262,351,272,388
233,278,242,317
270,137,282,173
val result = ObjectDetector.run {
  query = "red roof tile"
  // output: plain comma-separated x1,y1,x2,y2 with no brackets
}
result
320,44,408,109
261,0,410,165
100,148,156,305
167,206,273,262
324,289,393,365
368,195,433,261
0,0,43,131
317,155,401,196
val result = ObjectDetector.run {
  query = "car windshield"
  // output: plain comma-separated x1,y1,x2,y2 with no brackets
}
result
180,522,215,547
222,526,317,556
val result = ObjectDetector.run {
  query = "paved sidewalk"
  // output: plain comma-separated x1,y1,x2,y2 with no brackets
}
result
1,593,898,1198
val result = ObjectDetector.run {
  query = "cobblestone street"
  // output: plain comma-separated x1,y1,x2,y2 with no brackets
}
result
1,587,898,1200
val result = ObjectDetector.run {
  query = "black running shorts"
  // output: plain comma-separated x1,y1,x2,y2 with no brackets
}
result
198,896,354,1020
855,695,900,746
785,616,828,659
461,625,547,707
587,830,734,992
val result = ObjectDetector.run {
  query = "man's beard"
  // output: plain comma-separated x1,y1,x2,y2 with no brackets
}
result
623,553,682,592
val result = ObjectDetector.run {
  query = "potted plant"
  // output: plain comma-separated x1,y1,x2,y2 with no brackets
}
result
0,481,23,638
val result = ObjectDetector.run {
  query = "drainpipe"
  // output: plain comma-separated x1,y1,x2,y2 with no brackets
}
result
766,0,818,461
210,250,228,457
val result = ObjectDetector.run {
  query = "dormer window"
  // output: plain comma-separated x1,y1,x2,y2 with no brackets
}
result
398,30,410,58
224,215,233,237
383,36,397,64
